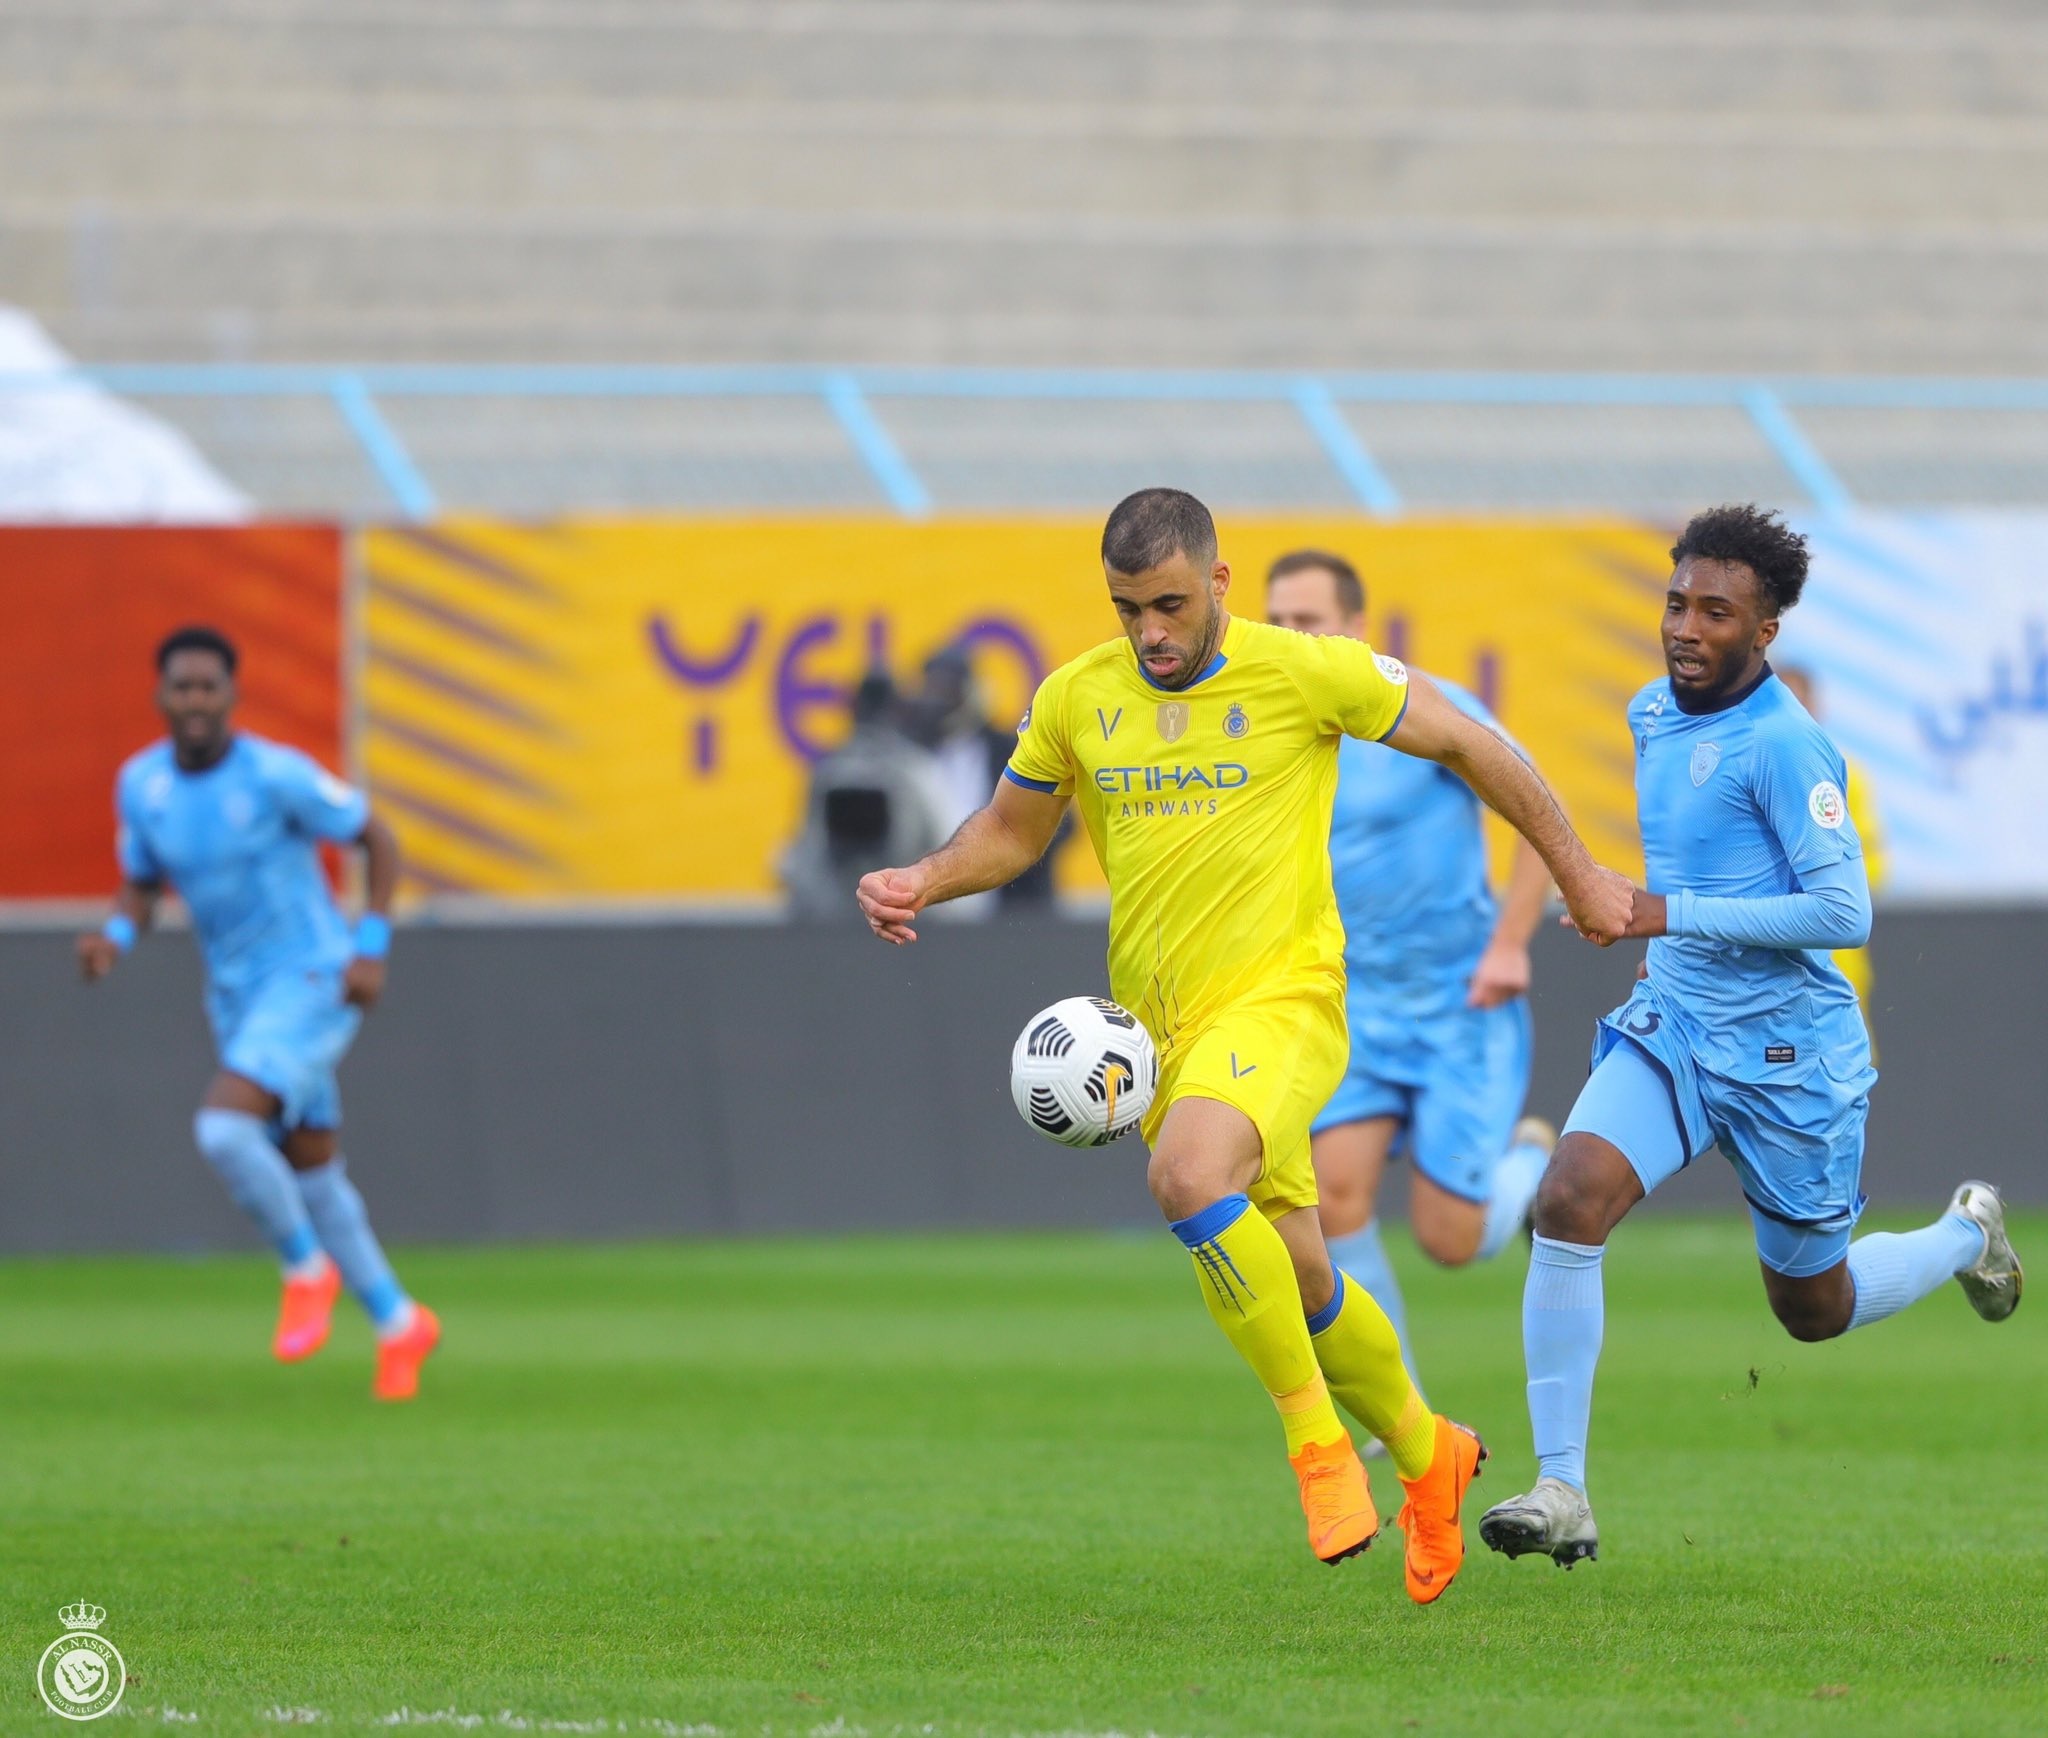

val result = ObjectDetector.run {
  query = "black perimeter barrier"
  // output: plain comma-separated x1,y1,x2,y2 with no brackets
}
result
1,910,2041,1254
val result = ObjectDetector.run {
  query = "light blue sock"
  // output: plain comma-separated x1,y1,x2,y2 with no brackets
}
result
1525,1234,1606,1494
1846,1213,1986,1331
295,1157,410,1331
192,1109,322,1268
1478,1139,1548,1261
1325,1219,1423,1400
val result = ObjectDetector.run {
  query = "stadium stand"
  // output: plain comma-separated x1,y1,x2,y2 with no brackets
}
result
4,0,2048,513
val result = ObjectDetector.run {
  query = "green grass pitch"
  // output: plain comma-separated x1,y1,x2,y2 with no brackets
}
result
4,1216,2044,1737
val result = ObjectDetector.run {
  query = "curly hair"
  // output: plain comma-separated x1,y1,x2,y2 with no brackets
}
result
155,624,238,674
1670,503,1809,616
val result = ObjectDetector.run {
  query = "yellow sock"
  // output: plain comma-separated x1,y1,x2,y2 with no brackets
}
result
1274,1373,1342,1457
1308,1268,1438,1480
1174,1194,1345,1454
1381,1390,1439,1482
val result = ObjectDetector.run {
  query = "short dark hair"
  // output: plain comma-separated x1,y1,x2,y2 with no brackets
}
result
1670,504,1809,616
1267,548,1365,617
1101,488,1217,577
155,624,238,674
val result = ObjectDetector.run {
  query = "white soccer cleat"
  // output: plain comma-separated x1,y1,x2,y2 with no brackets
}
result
1949,1181,2023,1322
1478,1476,1599,1568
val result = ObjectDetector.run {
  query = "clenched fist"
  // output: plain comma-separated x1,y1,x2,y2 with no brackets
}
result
856,864,932,945
1559,865,1638,948
76,932,121,982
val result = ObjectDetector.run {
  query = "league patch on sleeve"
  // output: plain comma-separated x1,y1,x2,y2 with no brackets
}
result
1373,653,1410,687
1807,780,1847,830
1017,706,1032,733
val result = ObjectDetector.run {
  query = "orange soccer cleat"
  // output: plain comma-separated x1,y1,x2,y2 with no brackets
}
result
273,1262,342,1363
1396,1417,1486,1605
371,1305,441,1402
1289,1435,1379,1565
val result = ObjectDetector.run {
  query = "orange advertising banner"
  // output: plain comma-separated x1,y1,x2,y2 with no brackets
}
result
0,526,347,898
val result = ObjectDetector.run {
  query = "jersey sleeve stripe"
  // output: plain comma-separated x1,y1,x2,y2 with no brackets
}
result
1003,766,1061,794
1373,688,1411,742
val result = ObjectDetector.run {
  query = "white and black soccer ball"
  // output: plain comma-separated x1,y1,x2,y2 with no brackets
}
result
1009,995,1158,1148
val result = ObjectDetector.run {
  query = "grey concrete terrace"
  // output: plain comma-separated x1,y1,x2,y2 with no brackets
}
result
8,0,2048,372
6,0,2046,511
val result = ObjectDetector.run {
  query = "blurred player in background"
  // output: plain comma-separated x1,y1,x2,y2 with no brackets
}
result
858,489,1636,1602
781,670,954,920
1266,549,1555,1406
1777,663,1885,1038
77,626,440,1401
908,642,1068,910
1481,507,2021,1567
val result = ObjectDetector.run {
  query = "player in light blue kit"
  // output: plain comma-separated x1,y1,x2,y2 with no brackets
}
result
1267,551,1556,1400
1481,506,2022,1566
78,626,441,1401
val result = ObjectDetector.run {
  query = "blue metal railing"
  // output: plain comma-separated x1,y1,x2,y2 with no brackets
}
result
4,363,2046,521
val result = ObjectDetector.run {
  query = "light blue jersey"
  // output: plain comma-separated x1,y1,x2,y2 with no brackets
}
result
117,735,367,991
116,734,370,1125
1630,671,1868,1083
1572,667,1877,1269
1316,677,1533,1201
1331,677,1503,1017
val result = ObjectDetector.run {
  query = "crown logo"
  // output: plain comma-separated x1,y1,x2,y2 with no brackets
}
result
59,1603,106,1632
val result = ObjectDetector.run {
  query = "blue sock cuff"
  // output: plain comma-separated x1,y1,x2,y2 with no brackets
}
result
1531,1234,1607,1268
294,1156,346,1197
1171,1193,1252,1248
1943,1211,1989,1265
1306,1269,1346,1337
361,1277,409,1329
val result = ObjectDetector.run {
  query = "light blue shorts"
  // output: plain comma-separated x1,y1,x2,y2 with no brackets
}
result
1312,997,1533,1204
207,968,362,1131
1564,1015,1868,1279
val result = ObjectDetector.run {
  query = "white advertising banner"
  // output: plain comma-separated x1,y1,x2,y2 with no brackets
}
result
0,308,249,523
1780,512,2048,899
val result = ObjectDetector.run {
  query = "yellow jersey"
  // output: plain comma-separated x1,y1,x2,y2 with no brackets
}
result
1006,613,1409,1053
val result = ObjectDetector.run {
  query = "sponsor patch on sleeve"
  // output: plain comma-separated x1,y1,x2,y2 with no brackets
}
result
1808,780,1846,830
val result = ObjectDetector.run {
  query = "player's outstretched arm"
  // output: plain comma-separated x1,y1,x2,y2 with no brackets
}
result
1469,838,1552,1007
1614,859,1872,950
342,809,402,1009
77,879,161,982
856,777,1069,945
1386,674,1634,946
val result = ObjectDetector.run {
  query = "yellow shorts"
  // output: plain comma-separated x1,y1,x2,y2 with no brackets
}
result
1141,984,1349,1220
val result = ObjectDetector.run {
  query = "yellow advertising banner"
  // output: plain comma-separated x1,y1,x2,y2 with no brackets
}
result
360,518,1673,902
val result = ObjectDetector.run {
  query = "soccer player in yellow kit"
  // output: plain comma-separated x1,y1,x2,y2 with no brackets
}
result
858,490,1633,1603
